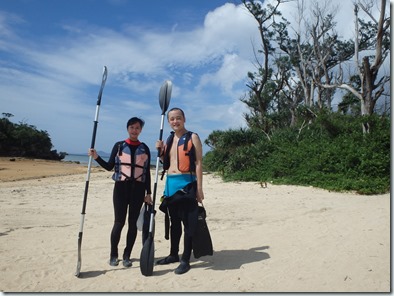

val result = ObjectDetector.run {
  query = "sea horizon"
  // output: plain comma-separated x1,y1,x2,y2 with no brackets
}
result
62,152,159,167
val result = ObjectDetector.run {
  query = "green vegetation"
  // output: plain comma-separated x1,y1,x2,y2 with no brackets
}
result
202,1,390,195
0,113,66,160
203,113,390,195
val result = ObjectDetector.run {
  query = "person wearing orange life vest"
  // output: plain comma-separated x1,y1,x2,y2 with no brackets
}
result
155,107,205,275
88,117,152,268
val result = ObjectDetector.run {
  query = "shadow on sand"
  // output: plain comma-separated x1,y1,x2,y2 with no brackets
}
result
76,269,108,279
76,266,131,279
77,246,270,278
193,245,270,271
152,245,270,276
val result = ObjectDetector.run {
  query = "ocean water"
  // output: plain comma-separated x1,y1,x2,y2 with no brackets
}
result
62,153,159,167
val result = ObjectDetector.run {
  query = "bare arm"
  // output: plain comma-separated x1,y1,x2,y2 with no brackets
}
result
192,133,204,203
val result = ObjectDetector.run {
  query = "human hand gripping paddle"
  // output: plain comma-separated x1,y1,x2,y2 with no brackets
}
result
140,80,172,276
75,66,108,278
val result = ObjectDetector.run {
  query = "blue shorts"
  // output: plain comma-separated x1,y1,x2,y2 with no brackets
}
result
164,174,197,197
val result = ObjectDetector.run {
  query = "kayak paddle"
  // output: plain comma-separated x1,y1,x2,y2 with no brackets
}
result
75,66,108,277
140,80,172,276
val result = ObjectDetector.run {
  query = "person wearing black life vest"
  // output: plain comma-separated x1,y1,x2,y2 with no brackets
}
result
88,117,152,268
155,107,205,275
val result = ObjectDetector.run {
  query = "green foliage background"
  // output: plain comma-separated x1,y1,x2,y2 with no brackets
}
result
203,114,390,195
0,114,66,160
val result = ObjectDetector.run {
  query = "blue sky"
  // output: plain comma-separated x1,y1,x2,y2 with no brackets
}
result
0,0,380,154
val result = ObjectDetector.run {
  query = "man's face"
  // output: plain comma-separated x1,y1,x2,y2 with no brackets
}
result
168,110,185,131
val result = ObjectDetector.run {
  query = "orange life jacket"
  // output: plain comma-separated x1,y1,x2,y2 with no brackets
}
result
162,131,196,173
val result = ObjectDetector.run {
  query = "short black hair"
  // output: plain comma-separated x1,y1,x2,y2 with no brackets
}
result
127,117,145,128
167,107,185,119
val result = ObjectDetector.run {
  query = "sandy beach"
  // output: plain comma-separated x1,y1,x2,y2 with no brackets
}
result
0,157,390,292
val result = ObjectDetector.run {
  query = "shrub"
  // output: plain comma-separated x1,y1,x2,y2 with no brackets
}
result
203,114,389,195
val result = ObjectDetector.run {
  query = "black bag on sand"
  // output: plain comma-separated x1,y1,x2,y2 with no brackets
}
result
192,205,213,259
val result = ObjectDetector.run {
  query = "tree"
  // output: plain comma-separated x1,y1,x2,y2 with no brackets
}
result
0,113,65,160
203,0,390,194
241,0,292,138
243,0,355,134
0,114,15,154
277,1,357,110
320,0,390,133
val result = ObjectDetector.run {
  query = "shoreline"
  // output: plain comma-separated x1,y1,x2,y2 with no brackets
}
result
0,157,103,182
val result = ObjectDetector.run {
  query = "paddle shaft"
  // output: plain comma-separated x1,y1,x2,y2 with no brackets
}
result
148,113,166,232
75,66,107,277
140,80,172,276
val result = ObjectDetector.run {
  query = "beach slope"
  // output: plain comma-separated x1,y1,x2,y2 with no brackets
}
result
0,157,390,292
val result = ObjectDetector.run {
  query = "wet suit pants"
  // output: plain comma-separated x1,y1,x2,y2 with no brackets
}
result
168,199,198,262
110,180,145,260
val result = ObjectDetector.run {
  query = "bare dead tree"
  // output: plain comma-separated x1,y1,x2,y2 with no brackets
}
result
279,0,351,111
281,0,315,108
308,1,340,109
320,0,390,133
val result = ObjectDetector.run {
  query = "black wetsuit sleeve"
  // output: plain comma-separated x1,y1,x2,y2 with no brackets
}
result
95,142,119,171
145,145,152,195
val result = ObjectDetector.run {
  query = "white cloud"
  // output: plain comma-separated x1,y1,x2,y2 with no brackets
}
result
0,11,24,38
0,0,388,153
198,53,252,95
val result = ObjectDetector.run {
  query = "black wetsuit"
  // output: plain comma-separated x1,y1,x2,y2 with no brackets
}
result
168,197,198,262
95,140,151,260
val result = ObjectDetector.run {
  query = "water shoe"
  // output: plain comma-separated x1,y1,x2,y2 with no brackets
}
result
174,261,190,275
109,257,119,266
156,255,180,265
123,258,132,268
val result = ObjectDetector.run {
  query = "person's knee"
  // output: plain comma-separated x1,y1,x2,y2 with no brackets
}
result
127,220,138,232
113,221,125,229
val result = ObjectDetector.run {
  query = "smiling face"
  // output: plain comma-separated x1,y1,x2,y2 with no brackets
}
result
167,109,186,133
127,122,142,141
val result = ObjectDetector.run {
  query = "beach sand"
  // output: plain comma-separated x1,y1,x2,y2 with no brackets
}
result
0,157,390,292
